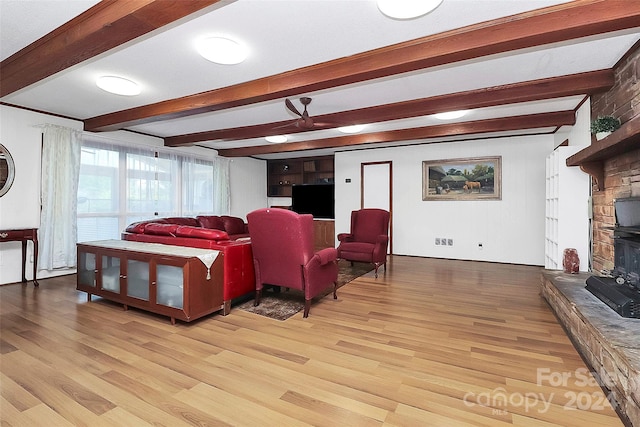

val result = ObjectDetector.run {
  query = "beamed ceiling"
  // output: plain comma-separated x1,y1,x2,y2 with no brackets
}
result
1,0,639,159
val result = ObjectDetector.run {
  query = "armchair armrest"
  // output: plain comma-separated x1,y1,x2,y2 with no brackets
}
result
372,235,389,263
313,247,338,265
375,234,389,245
337,233,353,242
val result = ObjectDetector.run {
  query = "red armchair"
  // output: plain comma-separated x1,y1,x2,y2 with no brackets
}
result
337,208,390,278
247,208,338,318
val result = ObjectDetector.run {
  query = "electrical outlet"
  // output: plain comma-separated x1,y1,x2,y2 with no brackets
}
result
435,238,441,245
478,242,483,250
447,239,453,246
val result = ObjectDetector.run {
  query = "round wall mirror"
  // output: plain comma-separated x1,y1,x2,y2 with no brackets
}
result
0,143,16,197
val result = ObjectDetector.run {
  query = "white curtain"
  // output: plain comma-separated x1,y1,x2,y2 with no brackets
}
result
39,125,82,270
212,156,230,215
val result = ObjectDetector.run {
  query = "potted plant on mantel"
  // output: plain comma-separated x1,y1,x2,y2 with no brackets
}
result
590,115,621,140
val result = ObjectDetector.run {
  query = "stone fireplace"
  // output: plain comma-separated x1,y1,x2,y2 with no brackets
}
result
541,45,640,425
585,197,640,318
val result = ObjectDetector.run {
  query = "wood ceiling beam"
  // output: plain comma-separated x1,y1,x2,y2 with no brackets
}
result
0,0,225,97
165,69,613,146
84,0,640,132
217,111,576,157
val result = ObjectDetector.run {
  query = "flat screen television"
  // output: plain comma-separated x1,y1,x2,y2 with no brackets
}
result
291,184,334,219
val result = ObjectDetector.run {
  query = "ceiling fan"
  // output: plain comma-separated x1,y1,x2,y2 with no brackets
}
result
279,97,338,130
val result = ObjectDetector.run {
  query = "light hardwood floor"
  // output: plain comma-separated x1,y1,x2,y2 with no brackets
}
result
0,256,624,426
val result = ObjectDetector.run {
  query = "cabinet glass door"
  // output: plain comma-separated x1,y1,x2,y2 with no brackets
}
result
101,255,121,293
156,264,184,309
78,251,97,288
127,259,149,301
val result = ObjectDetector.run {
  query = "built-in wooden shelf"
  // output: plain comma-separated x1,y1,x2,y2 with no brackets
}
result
566,116,640,191
267,156,334,197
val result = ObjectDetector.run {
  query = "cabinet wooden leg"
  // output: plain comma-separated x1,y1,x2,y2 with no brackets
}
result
223,300,231,316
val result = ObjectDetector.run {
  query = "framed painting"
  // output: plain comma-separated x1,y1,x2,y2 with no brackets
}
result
422,156,501,201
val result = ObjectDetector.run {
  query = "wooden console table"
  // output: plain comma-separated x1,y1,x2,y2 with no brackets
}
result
77,240,224,324
0,228,38,286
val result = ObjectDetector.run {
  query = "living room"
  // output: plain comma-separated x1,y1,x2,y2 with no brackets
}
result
0,102,573,282
1,1,639,425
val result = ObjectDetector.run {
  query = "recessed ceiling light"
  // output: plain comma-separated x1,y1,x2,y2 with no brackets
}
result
338,124,366,134
377,0,443,19
433,110,468,120
197,36,248,65
96,76,140,96
266,135,287,143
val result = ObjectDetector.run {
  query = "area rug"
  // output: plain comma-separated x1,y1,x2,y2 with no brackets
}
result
236,260,373,321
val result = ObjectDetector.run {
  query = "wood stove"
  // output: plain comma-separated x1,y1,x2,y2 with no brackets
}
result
586,197,640,318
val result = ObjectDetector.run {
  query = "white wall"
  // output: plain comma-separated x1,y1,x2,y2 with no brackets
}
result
0,105,267,285
229,157,268,220
335,134,555,266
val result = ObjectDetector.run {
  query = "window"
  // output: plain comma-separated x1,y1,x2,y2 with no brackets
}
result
77,138,229,243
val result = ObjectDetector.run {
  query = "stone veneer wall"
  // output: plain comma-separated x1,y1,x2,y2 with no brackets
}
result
590,45,640,273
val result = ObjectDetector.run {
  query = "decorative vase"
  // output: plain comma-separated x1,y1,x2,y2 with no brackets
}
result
595,131,611,140
563,248,580,274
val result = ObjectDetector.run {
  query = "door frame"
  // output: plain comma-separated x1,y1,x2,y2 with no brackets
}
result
360,161,392,254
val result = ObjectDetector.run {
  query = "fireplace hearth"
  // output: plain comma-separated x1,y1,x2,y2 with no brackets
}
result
541,271,640,426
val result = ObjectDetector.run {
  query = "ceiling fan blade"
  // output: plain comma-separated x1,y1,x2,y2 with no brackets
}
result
311,121,340,127
273,121,297,130
285,98,302,117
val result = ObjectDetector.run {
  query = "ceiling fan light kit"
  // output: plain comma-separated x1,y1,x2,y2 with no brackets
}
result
377,0,444,20
95,76,141,96
196,36,248,65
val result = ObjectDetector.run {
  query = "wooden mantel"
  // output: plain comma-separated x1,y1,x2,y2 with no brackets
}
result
566,116,640,191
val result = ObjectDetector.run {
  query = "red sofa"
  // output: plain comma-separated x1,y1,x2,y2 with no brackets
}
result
121,215,255,315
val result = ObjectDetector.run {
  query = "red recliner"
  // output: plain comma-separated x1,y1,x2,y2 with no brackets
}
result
247,208,338,318
337,208,390,278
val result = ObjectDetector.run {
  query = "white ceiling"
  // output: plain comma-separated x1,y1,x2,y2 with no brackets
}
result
1,0,639,159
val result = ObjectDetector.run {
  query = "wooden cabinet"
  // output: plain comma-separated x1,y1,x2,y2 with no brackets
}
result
77,240,224,324
267,155,334,197
313,219,335,250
